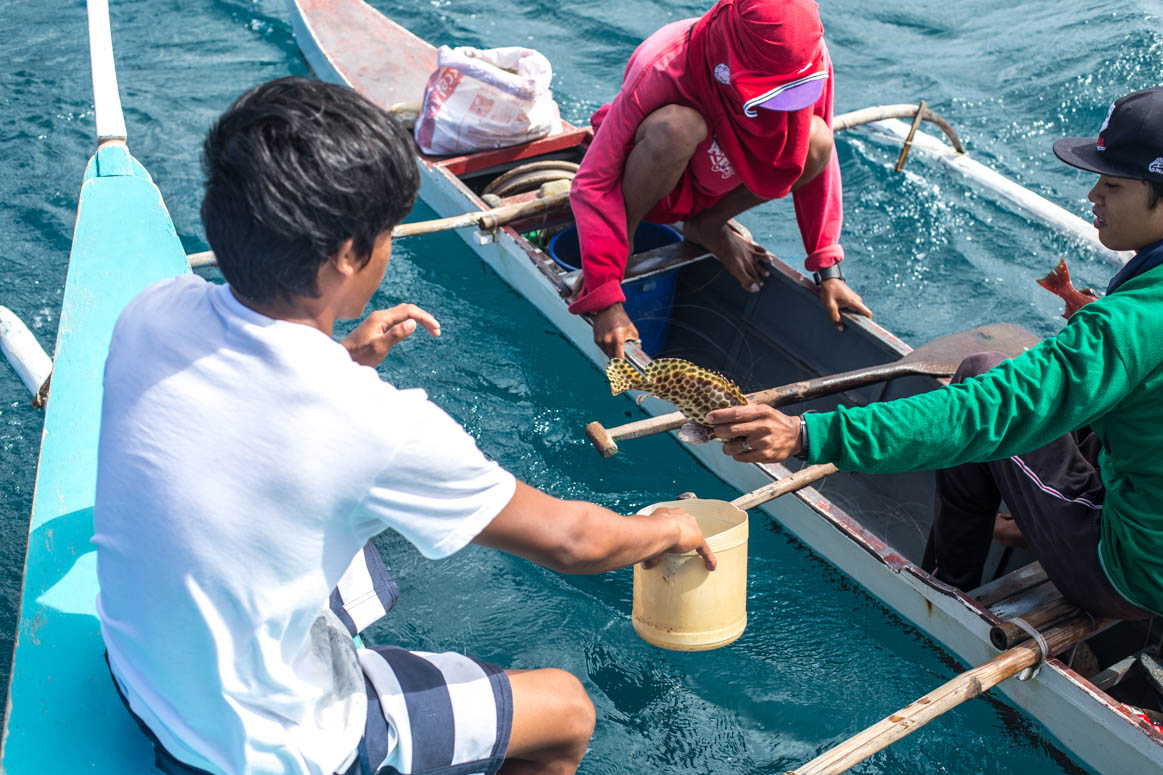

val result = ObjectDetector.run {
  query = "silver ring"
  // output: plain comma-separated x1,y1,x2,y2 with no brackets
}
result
739,439,752,453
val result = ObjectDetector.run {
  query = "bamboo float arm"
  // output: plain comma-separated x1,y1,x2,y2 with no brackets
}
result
786,613,1109,775
833,104,965,154
392,191,569,237
730,464,838,510
186,192,572,268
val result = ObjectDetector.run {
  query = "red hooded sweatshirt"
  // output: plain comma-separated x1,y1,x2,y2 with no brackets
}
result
568,0,844,316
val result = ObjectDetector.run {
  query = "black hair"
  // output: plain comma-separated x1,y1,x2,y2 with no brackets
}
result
1150,179,1163,210
201,77,419,303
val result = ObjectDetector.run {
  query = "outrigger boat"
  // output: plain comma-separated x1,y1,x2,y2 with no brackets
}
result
2,0,1159,771
285,0,1163,772
0,0,192,770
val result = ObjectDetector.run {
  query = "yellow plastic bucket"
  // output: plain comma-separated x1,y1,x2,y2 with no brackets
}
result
632,498,748,651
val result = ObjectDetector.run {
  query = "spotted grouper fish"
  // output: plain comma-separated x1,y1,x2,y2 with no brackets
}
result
606,358,747,444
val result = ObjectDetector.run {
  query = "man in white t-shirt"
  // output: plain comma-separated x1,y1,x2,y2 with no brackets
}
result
93,77,715,775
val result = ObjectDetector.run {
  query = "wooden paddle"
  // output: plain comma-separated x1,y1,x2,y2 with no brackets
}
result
586,323,1039,458
186,191,571,268
786,611,1112,775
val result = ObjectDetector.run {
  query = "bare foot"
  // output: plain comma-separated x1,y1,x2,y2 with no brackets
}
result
993,512,1026,548
683,217,772,292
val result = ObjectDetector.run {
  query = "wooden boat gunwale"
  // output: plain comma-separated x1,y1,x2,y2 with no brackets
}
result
286,1,1163,772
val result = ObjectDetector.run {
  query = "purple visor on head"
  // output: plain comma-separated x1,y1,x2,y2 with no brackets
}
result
737,70,827,117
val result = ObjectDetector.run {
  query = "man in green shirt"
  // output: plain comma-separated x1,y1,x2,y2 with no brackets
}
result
706,87,1163,620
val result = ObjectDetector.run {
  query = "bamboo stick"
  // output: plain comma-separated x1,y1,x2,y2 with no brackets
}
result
391,191,569,237
186,191,572,269
833,104,965,154
894,100,928,172
730,464,838,511
787,613,1109,775
990,599,1081,649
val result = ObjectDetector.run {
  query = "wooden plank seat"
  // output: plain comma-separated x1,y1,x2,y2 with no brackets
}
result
971,562,1048,608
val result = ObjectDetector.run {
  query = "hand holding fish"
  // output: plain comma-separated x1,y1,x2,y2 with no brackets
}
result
707,404,801,463
342,303,441,367
818,278,873,330
640,506,717,571
593,303,640,360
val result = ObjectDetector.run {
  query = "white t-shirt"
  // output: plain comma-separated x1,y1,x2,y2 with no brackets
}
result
93,275,516,775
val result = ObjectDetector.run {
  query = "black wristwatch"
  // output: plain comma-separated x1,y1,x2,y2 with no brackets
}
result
812,263,845,286
795,415,810,460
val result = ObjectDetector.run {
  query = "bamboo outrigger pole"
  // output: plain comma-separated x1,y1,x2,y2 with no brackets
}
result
186,191,572,268
786,612,1112,775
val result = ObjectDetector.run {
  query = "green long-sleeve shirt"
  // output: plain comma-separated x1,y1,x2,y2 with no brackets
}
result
804,265,1163,616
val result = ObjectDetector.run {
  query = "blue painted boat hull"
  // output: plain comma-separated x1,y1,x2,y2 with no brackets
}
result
1,143,190,770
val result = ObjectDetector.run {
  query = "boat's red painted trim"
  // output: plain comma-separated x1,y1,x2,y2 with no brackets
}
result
429,128,592,176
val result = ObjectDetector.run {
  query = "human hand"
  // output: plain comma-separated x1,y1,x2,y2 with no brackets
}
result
641,507,717,571
342,304,441,367
818,278,872,331
706,403,800,463
593,303,639,360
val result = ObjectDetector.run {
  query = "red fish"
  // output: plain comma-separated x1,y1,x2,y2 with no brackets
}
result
1037,258,1099,319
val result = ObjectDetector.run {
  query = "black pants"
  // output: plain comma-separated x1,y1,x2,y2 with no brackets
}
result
921,352,1152,620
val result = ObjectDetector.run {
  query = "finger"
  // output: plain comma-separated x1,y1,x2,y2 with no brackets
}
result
751,247,773,278
722,256,760,292
612,337,625,361
386,318,418,344
721,434,766,455
845,296,873,318
406,304,441,335
713,420,773,440
392,304,442,336
745,255,765,286
705,404,769,426
826,297,843,329
721,442,777,464
641,553,660,570
697,540,717,571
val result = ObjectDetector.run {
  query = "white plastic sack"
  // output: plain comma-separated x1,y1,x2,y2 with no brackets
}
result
415,46,562,155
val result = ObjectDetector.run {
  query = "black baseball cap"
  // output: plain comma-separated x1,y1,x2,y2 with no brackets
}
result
1053,87,1163,183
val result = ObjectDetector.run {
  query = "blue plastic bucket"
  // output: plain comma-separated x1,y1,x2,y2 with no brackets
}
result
547,223,681,355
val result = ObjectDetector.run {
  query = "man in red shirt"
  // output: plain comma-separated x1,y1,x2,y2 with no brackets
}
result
569,0,871,360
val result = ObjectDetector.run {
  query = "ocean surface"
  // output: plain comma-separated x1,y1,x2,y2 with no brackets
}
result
2,0,1160,771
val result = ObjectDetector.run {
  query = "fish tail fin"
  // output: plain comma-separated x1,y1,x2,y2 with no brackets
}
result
1036,257,1071,294
606,359,647,396
677,421,714,445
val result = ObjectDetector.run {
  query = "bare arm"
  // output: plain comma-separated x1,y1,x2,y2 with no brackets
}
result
473,481,716,574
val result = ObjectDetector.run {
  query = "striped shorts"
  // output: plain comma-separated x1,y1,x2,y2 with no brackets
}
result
336,545,514,775
351,647,512,775
112,544,513,775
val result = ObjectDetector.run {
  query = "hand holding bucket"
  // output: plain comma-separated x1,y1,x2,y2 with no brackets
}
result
632,499,749,652
631,464,837,651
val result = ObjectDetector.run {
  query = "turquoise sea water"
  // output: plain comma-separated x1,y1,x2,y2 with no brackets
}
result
2,0,1161,771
